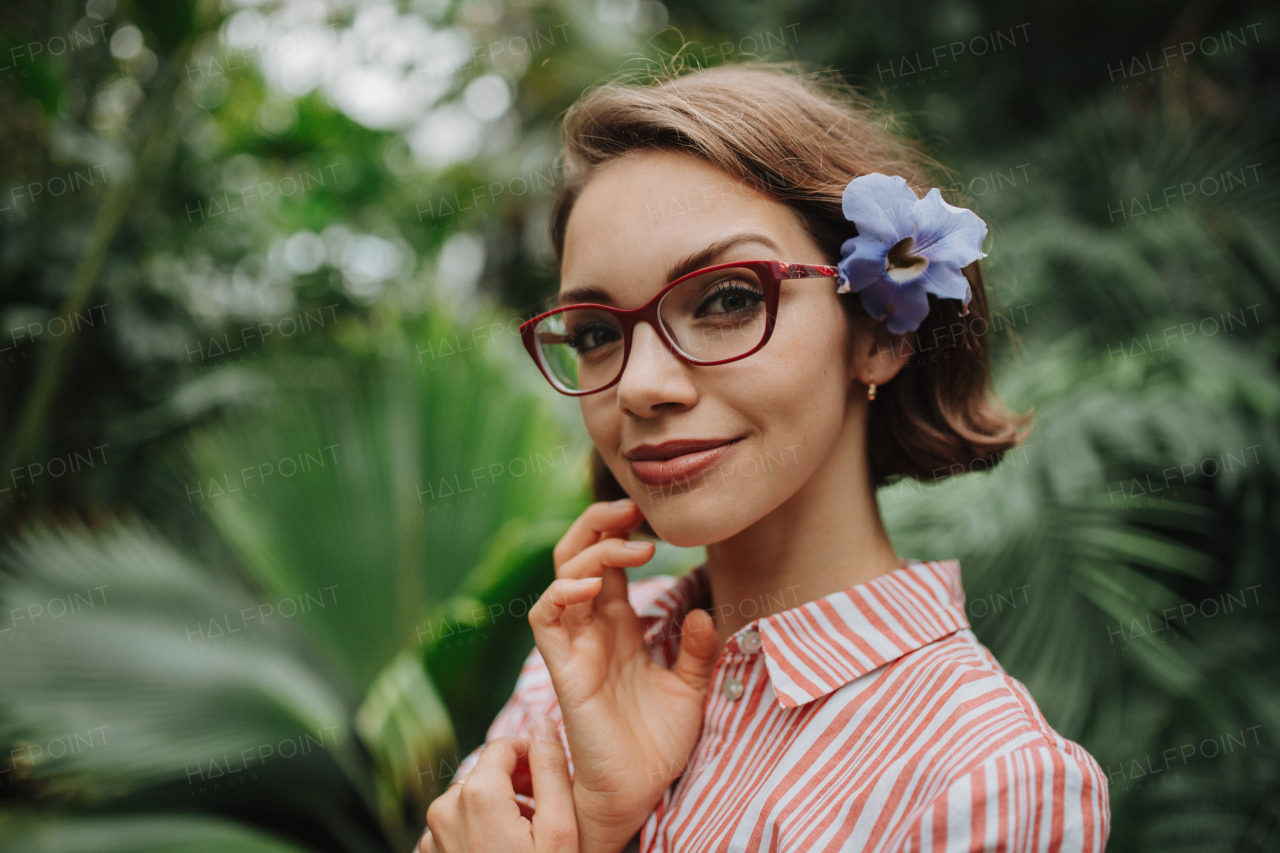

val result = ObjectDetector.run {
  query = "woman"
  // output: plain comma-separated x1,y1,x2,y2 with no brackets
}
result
419,61,1110,853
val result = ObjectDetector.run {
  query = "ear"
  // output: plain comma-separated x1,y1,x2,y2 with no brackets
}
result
845,308,914,392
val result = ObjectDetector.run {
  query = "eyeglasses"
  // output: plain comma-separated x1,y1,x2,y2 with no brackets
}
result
520,260,839,396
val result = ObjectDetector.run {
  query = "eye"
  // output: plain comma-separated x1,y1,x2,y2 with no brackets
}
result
566,321,621,353
696,279,764,317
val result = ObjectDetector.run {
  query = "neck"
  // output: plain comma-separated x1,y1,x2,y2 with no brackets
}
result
701,398,902,646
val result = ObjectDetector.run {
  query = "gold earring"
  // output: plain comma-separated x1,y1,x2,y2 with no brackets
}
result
867,381,877,401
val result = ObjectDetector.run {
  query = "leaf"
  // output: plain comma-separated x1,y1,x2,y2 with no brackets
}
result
191,317,584,692
355,652,456,827
0,522,389,849
0,813,314,853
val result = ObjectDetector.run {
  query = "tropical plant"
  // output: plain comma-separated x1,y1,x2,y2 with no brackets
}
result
0,312,590,851
881,89,1280,848
2,0,1278,850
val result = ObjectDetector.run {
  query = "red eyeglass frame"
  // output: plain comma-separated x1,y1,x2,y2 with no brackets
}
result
519,259,839,396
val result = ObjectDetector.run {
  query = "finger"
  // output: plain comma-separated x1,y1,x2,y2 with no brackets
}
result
552,499,645,573
556,537,654,609
671,608,719,696
533,577,604,630
420,829,451,853
528,577,604,666
465,737,527,794
529,716,577,853
456,738,532,852
423,791,458,853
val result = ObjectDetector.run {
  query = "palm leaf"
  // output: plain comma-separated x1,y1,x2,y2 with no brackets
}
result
189,311,585,692
0,522,393,851
0,814,315,853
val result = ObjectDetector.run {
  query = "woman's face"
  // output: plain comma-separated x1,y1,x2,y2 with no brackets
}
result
560,149,862,547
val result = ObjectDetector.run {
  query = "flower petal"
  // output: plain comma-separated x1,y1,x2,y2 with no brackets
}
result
913,259,971,302
838,256,886,293
838,235,889,291
841,173,917,243
854,275,898,321
882,282,932,335
910,189,988,268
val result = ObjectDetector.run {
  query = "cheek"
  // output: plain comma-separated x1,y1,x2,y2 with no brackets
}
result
720,304,850,460
745,306,848,418
581,397,623,455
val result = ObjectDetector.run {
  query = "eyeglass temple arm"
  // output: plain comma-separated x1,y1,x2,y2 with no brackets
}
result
774,261,840,280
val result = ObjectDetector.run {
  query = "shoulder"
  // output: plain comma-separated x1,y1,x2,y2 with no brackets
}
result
884,631,1110,849
899,740,1110,852
888,629,1072,751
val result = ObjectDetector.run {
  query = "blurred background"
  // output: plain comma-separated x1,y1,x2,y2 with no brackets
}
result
0,0,1277,850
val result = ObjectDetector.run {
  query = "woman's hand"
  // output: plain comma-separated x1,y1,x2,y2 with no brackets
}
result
529,499,720,853
420,720,577,853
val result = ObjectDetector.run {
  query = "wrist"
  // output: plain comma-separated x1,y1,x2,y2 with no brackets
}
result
572,781,650,853
574,812,636,853
576,837,630,853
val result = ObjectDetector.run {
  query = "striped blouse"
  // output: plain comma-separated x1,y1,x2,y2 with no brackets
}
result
449,559,1110,852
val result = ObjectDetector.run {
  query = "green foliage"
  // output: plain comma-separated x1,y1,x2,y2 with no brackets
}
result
1,0,1277,850
0,521,391,848
0,814,313,853
0,310,585,849
188,314,582,690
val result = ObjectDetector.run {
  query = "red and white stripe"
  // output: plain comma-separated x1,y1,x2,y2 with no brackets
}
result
452,559,1110,852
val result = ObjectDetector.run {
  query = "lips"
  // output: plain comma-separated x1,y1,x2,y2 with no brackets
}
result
625,437,743,487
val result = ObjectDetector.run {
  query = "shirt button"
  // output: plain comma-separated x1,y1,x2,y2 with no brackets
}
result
740,630,762,654
722,677,744,701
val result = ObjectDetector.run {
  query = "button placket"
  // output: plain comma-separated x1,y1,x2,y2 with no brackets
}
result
715,624,763,703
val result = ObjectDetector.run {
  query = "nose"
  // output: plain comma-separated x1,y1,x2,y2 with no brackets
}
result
615,320,698,417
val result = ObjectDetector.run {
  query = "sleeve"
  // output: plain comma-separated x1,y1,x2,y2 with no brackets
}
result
897,744,1110,853
449,642,569,785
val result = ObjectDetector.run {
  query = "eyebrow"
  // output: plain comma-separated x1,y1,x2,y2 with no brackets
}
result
555,233,784,307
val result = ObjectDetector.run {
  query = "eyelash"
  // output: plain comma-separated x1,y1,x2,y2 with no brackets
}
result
699,281,765,310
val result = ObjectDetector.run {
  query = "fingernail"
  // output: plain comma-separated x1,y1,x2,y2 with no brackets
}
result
623,540,651,550
611,497,635,508
535,716,557,742
570,577,602,588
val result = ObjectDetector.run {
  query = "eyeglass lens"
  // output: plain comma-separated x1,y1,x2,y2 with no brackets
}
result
533,265,768,393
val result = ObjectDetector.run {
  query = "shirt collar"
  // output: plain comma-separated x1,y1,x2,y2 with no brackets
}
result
637,559,970,710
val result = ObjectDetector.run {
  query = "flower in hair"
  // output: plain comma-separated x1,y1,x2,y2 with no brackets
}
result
835,173,987,335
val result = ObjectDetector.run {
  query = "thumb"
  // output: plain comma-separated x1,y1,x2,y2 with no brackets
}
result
529,717,577,853
670,608,718,696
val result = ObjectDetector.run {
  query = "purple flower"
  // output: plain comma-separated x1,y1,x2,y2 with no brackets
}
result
835,173,988,335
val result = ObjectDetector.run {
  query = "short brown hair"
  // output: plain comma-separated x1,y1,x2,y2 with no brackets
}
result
547,59,1031,504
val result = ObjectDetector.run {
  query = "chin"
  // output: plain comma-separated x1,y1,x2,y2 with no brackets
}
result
637,487,757,549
